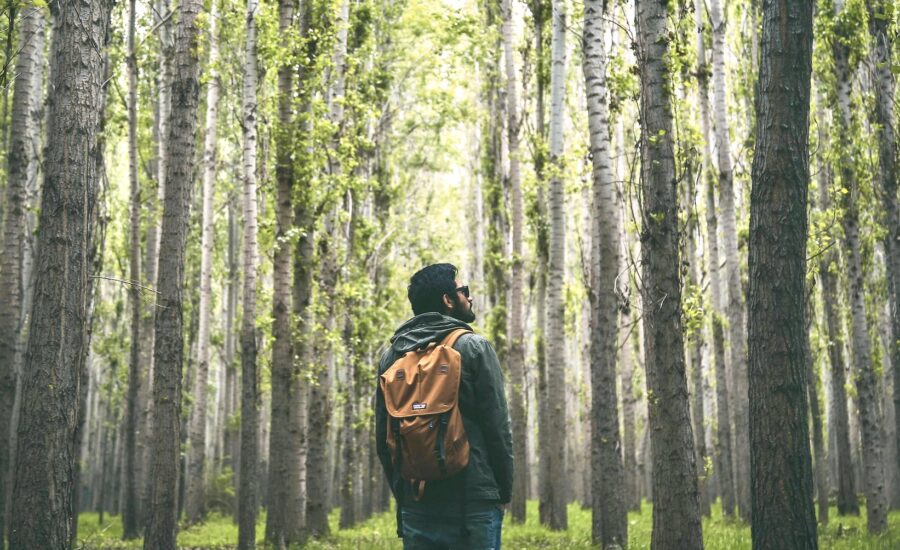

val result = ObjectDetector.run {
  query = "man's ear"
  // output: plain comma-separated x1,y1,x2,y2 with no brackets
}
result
442,293,454,311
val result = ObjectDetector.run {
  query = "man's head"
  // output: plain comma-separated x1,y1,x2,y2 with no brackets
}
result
407,263,476,323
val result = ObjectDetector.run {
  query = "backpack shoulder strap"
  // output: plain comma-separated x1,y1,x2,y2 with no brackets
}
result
440,328,471,349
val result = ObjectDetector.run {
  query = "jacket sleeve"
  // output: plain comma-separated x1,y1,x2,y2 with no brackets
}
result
470,337,514,503
375,353,396,496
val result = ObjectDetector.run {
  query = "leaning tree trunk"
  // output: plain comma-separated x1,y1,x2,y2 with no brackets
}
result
185,0,220,524
7,1,111,548
545,0,568,531
831,0,888,532
583,0,626,545
747,1,817,547
123,0,142,537
238,0,260,547
634,1,702,548
0,3,45,546
710,0,751,521
501,0,528,524
143,0,202,546
866,0,900,500
266,0,306,543
814,89,858,516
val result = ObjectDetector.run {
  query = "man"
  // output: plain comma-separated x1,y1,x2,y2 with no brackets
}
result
375,263,513,550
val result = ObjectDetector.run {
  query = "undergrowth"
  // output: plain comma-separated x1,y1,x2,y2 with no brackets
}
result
77,500,900,549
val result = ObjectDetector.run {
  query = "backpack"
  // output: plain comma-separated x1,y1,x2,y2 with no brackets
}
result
379,328,471,496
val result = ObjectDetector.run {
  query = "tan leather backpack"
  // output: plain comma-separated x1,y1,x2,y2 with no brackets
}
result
380,328,471,495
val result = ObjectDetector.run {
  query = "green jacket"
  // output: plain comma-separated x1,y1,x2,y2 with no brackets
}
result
375,313,514,509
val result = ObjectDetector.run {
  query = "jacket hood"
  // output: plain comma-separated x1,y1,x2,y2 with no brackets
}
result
389,312,473,354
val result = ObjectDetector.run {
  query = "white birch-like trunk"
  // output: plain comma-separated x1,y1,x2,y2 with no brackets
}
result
185,0,220,524
238,0,260,547
832,0,888,533
583,0,626,544
501,0,528,523
543,0,568,531
709,0,751,520
0,4,45,544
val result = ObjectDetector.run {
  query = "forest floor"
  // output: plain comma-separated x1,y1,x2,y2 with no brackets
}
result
77,500,900,549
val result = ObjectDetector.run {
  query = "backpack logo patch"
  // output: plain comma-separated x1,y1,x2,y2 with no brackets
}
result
438,365,449,374
412,402,427,410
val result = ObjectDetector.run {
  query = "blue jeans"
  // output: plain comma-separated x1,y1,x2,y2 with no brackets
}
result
401,502,504,550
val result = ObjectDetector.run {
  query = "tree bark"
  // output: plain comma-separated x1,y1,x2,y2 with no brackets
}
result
806,294,829,527
747,1,817,547
8,1,112,548
544,0,568,531
694,0,736,516
184,0,220,525
123,0,142,537
866,0,900,504
266,0,308,544
238,0,260,547
831,0,888,532
143,0,202,546
501,0,528,523
710,0,751,521
634,1,702,547
583,0,626,545
814,90,858,516
0,4,45,546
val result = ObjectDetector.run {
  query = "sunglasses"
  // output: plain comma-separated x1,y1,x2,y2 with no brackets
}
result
455,285,470,298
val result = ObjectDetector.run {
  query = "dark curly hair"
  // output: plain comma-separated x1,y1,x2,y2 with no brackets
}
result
407,263,458,315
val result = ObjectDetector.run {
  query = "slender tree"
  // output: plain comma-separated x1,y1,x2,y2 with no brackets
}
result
266,0,307,543
238,0,261,547
8,0,112,547
747,0,817,547
830,0,888,533
710,0,751,520
185,0,221,524
814,89,858,516
123,0,142,537
501,0,528,523
866,0,900,493
583,0,626,545
0,3,45,546
545,0,568,530
634,1,703,547
144,0,203,546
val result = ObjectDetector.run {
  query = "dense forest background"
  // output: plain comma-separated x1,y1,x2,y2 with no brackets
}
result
1,0,900,548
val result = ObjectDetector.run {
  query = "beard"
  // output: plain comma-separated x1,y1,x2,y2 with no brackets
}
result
449,295,476,323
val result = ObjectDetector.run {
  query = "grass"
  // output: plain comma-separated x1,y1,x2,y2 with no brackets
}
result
77,500,900,549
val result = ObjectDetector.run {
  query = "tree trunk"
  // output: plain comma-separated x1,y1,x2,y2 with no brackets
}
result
8,1,111,547
184,0,220,525
501,0,528,523
710,0,751,521
544,0,568,531
238,0,260,547
143,0,202,546
266,0,307,544
141,0,172,527
747,1,817,547
123,0,142,537
634,1,702,547
583,0,626,545
815,90,858,516
694,0,736,516
831,0,888,532
866,0,900,505
807,294,829,527
0,4,45,546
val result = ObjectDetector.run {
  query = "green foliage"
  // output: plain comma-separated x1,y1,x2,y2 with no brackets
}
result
79,501,900,548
